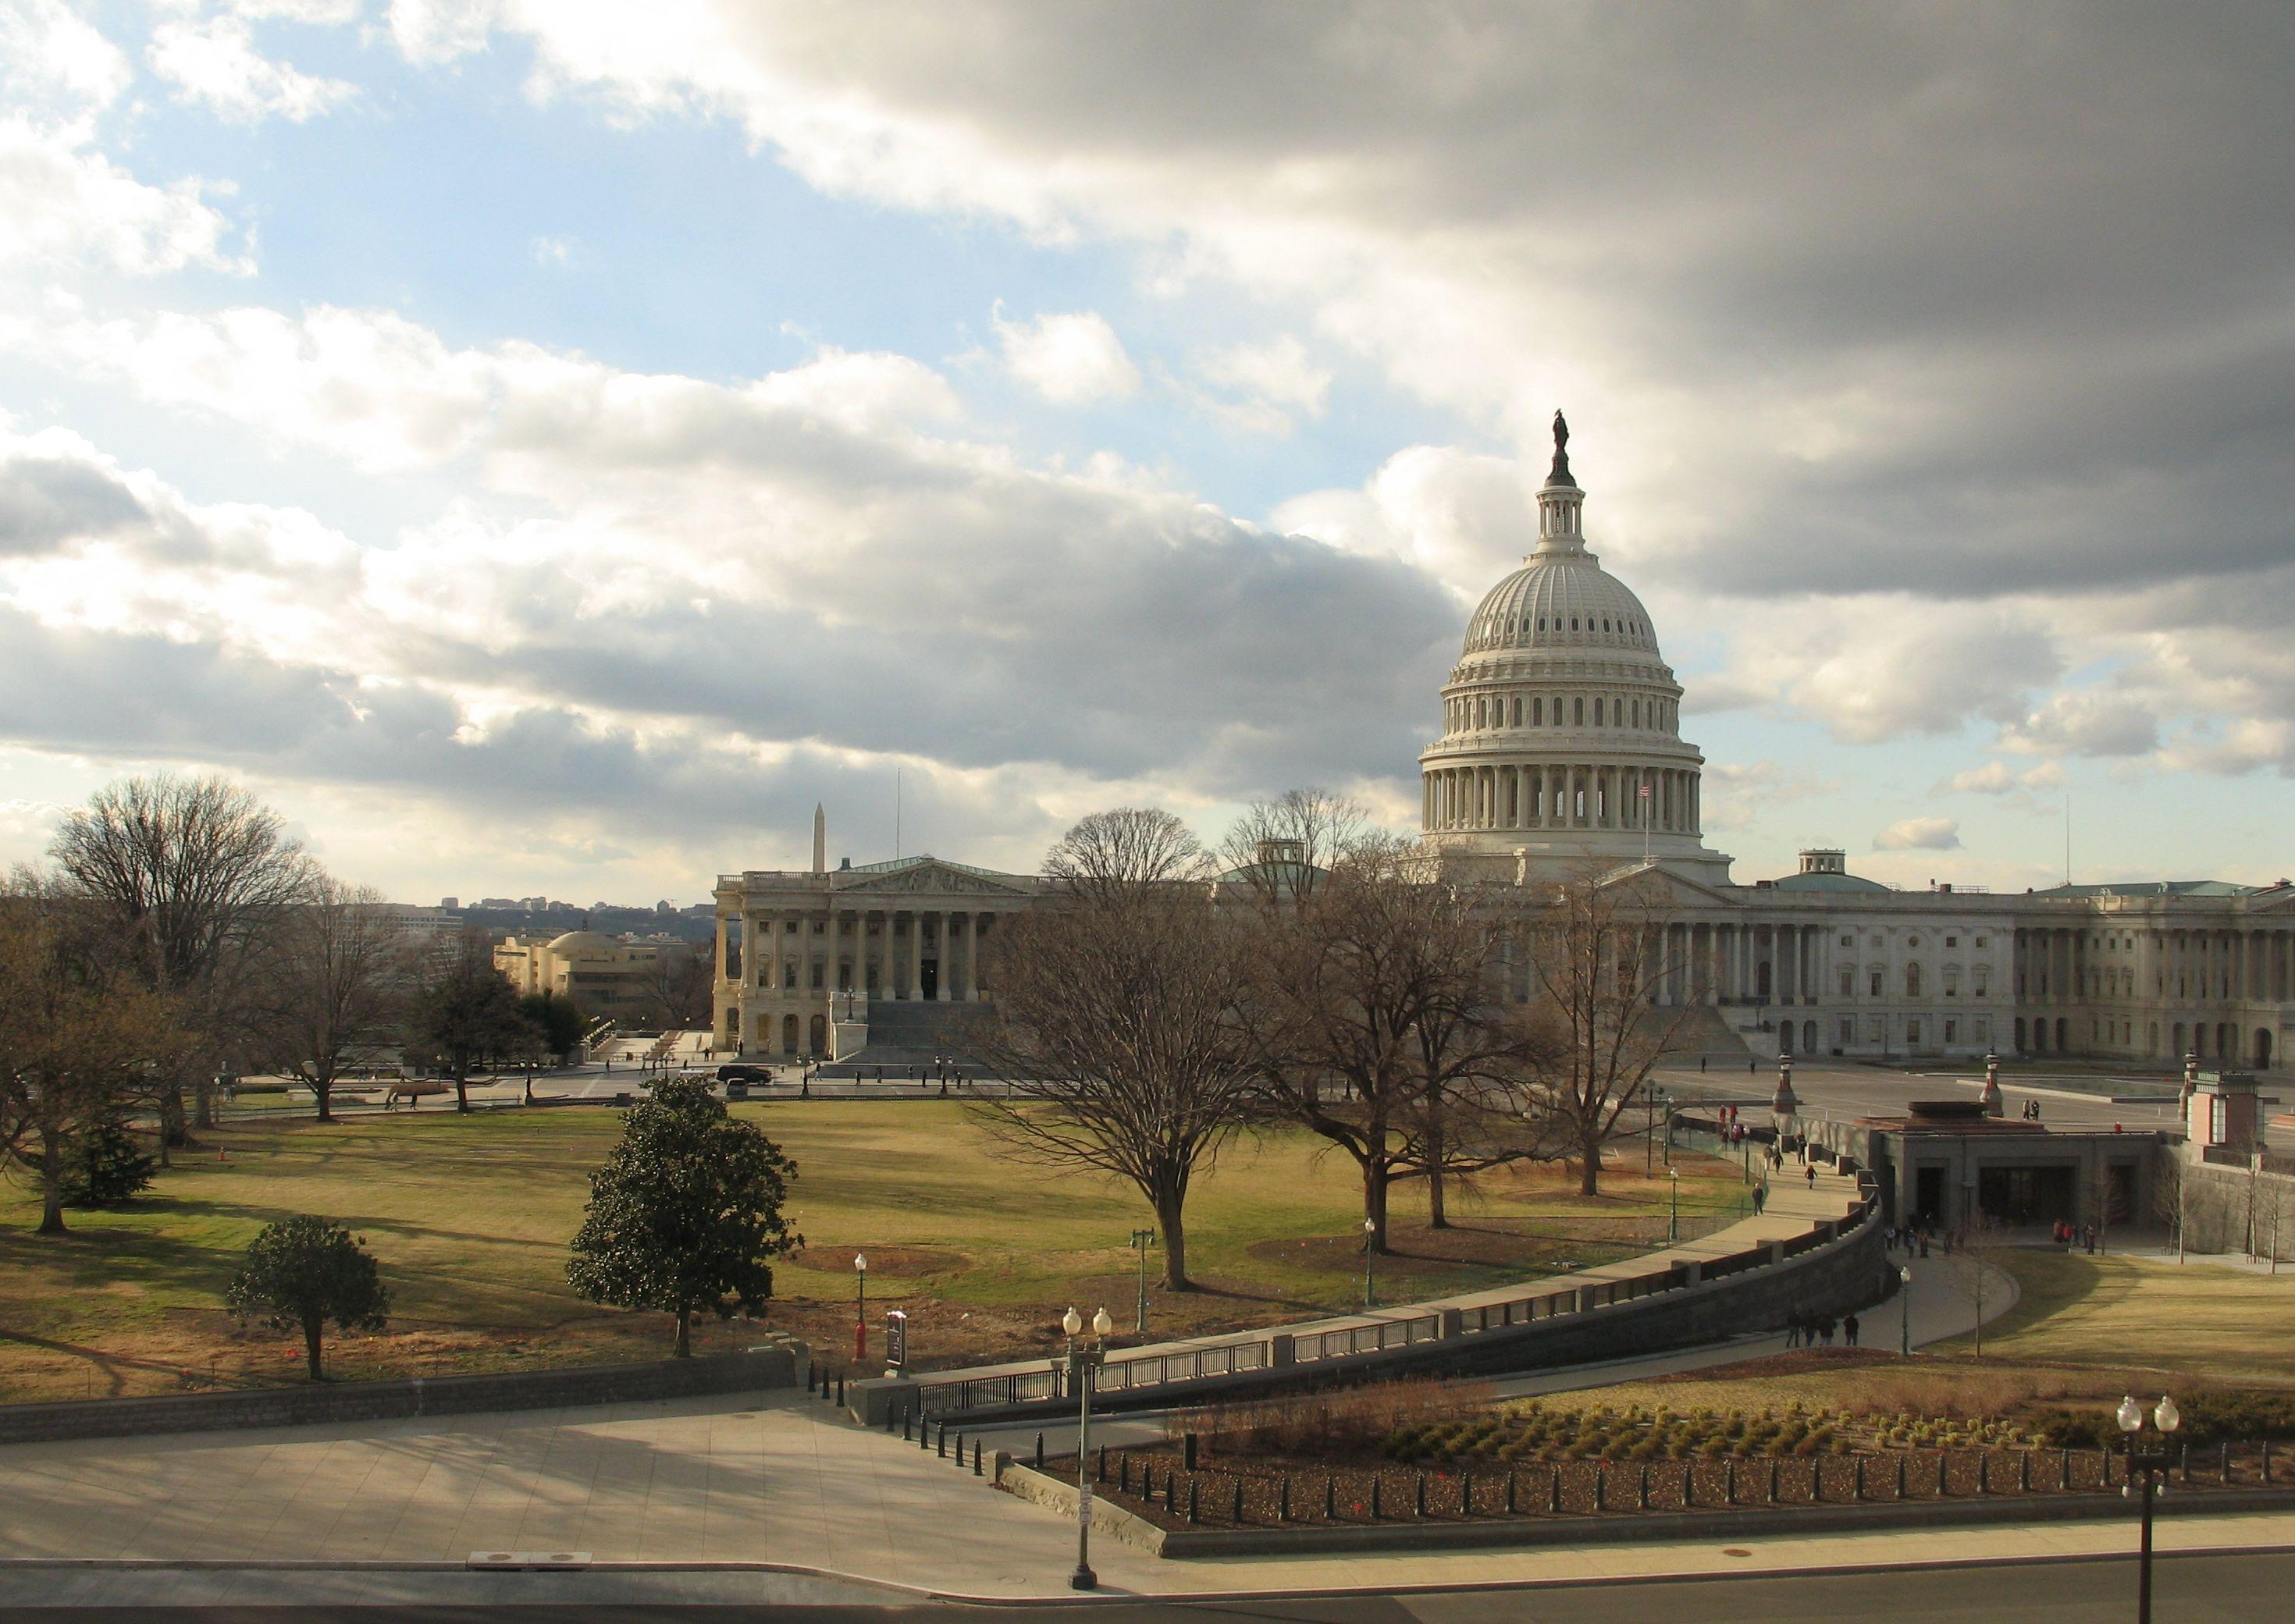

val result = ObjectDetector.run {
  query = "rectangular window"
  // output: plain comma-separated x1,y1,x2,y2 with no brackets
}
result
1868,1018,1884,1043
1869,969,1882,997
1974,970,1988,997
1838,968,1854,997
810,963,824,989
1906,1018,1921,1047
1944,969,1959,997
1945,936,1958,948
783,965,796,990
1975,1017,1989,1043
1840,933,1852,947
1838,1018,1853,1046
1945,1018,1958,1044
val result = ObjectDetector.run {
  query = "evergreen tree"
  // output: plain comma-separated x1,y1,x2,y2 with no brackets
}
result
567,1076,801,1357
60,1111,158,1207
225,1215,390,1380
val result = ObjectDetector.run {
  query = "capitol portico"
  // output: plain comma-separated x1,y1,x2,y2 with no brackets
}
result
712,418,2295,1074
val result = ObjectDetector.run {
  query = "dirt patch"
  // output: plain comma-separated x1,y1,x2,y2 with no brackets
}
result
790,1244,969,1277
1247,1223,1630,1274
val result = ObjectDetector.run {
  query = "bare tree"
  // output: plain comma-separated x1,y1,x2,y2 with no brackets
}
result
1215,788,1368,901
967,812,1246,1290
409,935,528,1112
1233,835,1555,1251
638,948,715,1031
1514,867,1691,1196
0,880,183,1233
263,880,409,1123
48,774,315,1147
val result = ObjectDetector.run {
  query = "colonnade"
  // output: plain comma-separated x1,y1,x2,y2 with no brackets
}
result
715,906,998,1004
1646,919,1831,1007
2016,924,2295,1007
1423,762,1698,835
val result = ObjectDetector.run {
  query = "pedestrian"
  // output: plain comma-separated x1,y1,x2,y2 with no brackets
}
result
1820,1317,1835,1346
1844,1314,1860,1348
1805,1164,1816,1189
1784,1319,1802,1349
1752,1185,1767,1215
1918,1231,1930,1259
1700,1055,1708,1073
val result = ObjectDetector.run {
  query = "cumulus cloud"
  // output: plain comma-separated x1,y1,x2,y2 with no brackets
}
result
148,16,358,123
1874,817,1962,852
991,307,1140,404
1187,335,1332,435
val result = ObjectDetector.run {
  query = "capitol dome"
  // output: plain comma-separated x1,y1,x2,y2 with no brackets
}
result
1462,553,1663,660
1419,414,1731,885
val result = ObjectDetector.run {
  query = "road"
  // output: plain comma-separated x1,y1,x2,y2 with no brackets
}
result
5,1548,2286,1619
1646,1055,2188,1137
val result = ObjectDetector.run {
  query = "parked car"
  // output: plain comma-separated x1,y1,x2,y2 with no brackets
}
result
717,1064,771,1084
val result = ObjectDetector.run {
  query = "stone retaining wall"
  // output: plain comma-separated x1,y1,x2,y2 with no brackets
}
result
0,1341,802,1447
859,1214,1889,1426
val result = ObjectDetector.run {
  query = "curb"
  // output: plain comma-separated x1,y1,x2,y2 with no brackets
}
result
8,1521,2295,1608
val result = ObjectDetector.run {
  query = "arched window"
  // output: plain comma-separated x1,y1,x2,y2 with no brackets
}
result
1533,697,1543,724
1574,697,1585,725
1906,963,1922,997
1511,696,1522,725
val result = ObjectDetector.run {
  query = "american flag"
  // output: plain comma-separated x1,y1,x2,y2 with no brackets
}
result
1638,782,1650,798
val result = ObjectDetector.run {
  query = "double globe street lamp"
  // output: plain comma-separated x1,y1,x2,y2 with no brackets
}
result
1063,1306,1115,1591
2119,1393,2181,1624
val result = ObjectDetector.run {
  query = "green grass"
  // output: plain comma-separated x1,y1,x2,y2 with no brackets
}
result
1928,1249,2295,1384
0,1102,1745,1400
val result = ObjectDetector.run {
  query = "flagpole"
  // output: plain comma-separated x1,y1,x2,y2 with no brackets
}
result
1642,771,1652,865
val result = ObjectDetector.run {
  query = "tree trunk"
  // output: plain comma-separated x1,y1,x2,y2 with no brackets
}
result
1155,1185,1191,1292
193,1075,217,1131
1578,1125,1603,1196
454,1075,471,1114
313,1078,334,1124
673,1304,692,1359
37,1123,66,1235
303,1316,324,1381
1363,1160,1392,1253
1425,1099,1450,1229
159,1081,190,1155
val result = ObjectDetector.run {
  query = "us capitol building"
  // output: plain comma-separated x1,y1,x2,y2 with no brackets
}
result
713,420,2295,1074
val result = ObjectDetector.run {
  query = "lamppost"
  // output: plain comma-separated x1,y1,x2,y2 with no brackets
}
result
1064,1305,1115,1591
1361,1217,1377,1310
1668,1167,1680,1244
1898,1263,1913,1357
853,1253,867,1362
2118,1392,2182,1624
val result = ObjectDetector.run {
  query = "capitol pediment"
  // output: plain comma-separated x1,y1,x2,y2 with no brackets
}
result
836,858,1034,897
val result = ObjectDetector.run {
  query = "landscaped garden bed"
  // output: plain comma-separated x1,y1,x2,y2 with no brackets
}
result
1030,1377,2295,1531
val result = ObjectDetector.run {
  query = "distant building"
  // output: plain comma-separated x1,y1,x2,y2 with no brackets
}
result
493,930,697,1019
439,896,459,911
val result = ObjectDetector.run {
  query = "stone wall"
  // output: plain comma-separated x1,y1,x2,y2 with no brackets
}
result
856,1217,1890,1426
2172,1150,2295,1258
0,1341,802,1447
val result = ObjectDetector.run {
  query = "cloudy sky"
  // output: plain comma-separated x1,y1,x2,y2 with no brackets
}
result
2,2,2290,904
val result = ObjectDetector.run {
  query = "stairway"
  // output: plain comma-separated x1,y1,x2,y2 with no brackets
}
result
828,998,984,1073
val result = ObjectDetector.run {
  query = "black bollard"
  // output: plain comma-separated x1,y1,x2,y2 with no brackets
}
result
1325,1476,1336,1521
902,1411,912,1442
1548,1464,1561,1514
1187,1480,1198,1524
973,1438,983,1477
1505,1469,1517,1515
1415,1473,1426,1518
1726,1458,1738,1505
949,1429,959,1462
1681,1460,1693,1509
1279,1477,1290,1522
1854,1457,1866,1502
1462,1472,1472,1516
1636,1463,1649,1510
836,1373,845,1406
1371,1478,1382,1520
1120,1455,1130,1492
1096,1444,1106,1482
2019,1452,2030,1494
1232,1479,1243,1523
1183,1433,1197,1472
1165,1473,1176,1515
1034,1432,1043,1469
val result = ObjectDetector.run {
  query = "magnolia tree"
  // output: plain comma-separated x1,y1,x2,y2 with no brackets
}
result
567,1076,802,1356
226,1215,390,1379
